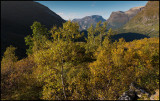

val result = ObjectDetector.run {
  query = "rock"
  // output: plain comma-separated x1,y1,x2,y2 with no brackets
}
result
130,82,150,98
150,89,159,100
118,90,136,100
118,82,150,100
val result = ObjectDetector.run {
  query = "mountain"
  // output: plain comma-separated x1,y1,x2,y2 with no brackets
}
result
1,1,65,58
106,6,144,29
122,1,159,37
72,15,106,30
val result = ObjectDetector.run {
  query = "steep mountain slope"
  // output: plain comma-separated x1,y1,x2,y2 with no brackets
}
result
1,1,65,58
72,15,106,30
122,1,159,37
106,6,144,29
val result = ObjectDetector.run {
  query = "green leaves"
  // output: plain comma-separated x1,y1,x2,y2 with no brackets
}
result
31,21,48,37
25,21,49,55
25,35,34,55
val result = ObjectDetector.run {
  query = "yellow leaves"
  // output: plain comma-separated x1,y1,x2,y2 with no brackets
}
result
50,21,81,43
98,92,105,100
111,47,125,67
2,19,159,100
137,50,143,57
1,46,18,69
89,63,97,76
42,85,56,100
50,26,58,35
88,37,159,100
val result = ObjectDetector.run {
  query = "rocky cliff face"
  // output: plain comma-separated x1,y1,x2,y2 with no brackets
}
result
125,6,144,19
106,6,144,29
1,1,65,58
72,15,106,30
122,1,159,37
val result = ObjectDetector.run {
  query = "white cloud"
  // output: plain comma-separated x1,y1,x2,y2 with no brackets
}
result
57,12,64,16
57,12,80,20
57,11,109,20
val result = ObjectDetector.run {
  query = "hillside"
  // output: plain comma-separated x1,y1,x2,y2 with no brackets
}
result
1,1,65,59
122,1,159,37
106,6,144,29
1,1,159,100
1,21,159,99
72,15,106,30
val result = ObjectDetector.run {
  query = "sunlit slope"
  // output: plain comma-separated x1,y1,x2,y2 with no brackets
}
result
122,1,159,37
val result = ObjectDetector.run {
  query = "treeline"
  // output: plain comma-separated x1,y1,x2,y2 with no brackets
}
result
1,21,159,100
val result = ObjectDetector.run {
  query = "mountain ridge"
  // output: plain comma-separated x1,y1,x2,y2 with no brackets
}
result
1,1,65,58
106,6,144,29
72,15,106,30
122,1,159,37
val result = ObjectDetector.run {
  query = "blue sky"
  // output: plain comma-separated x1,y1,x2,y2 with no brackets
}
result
36,1,147,20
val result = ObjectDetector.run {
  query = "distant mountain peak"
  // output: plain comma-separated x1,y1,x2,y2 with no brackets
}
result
91,15,103,18
72,15,106,30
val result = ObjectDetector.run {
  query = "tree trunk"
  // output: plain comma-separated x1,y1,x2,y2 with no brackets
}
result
61,58,66,99
93,33,95,45
100,33,102,46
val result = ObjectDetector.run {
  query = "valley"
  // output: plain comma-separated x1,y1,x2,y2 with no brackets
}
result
1,1,159,100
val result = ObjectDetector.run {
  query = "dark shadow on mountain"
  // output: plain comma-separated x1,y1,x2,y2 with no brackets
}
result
111,32,150,42
76,31,150,43
1,1,65,60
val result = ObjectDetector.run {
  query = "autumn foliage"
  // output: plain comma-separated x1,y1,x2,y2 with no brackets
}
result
1,21,159,100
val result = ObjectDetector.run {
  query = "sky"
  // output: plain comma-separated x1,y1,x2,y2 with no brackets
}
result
36,1,147,20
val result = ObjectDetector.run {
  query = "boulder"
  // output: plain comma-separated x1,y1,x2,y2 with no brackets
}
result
118,82,150,100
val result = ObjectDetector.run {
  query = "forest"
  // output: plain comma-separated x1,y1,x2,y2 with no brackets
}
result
1,21,159,100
